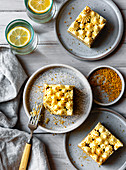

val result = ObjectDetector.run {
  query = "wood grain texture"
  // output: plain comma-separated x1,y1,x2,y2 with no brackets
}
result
0,0,125,10
0,0,126,169
19,143,31,170
0,10,126,45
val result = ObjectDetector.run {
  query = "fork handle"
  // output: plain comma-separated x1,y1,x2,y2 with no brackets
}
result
19,143,31,170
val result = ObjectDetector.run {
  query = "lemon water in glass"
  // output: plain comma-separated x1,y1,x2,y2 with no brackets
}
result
5,19,37,55
24,0,56,23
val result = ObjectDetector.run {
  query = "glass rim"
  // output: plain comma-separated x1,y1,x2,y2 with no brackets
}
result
24,0,53,15
5,19,34,48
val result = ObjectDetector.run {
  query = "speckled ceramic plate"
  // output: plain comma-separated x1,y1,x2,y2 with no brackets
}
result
23,64,92,133
64,108,126,170
55,0,123,60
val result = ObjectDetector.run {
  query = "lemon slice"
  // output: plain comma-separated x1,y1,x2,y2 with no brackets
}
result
28,0,52,14
7,26,31,47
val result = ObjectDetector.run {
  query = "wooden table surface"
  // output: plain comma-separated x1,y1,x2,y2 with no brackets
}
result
0,0,126,169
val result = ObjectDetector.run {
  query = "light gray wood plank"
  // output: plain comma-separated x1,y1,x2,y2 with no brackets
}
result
0,0,66,11
15,44,126,75
34,133,74,170
0,12,57,45
0,0,126,169
0,0,125,11
0,10,126,45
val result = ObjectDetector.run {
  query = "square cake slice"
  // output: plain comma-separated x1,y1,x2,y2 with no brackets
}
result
43,84,74,116
67,6,107,48
78,122,123,165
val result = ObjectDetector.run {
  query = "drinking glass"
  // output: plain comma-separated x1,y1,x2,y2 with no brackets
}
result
24,0,56,23
5,19,37,55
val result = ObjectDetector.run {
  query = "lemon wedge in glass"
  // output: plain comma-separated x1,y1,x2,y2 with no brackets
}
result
7,26,31,47
28,0,52,14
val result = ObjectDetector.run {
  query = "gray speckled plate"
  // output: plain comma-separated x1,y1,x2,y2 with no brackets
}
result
55,0,123,60
64,108,126,170
23,64,92,133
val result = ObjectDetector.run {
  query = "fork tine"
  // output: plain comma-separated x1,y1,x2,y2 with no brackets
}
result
29,116,32,122
29,103,43,126
29,115,35,124
20,103,43,170
34,115,38,124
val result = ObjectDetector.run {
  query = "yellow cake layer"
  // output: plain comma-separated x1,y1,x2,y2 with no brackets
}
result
68,6,107,47
43,84,74,116
78,122,123,165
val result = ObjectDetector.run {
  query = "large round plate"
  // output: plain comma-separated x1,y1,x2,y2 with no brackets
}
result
64,108,126,170
23,64,92,133
55,0,123,60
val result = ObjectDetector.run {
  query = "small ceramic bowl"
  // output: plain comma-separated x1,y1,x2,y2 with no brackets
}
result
87,65,125,106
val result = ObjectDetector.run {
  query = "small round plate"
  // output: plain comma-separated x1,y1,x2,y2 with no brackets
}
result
23,64,92,133
55,0,123,60
64,108,126,170
87,65,125,106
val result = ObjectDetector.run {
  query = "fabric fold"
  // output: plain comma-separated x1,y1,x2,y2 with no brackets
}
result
0,91,20,128
0,47,50,170
0,127,50,170
0,47,27,103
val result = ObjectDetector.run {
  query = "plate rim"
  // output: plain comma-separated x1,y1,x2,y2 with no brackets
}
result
23,64,93,134
64,107,126,170
55,0,124,61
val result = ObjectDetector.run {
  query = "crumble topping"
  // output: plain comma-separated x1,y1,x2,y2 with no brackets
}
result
67,6,107,47
78,122,123,165
43,84,74,116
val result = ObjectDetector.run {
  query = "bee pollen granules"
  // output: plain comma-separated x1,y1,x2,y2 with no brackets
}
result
88,68,122,102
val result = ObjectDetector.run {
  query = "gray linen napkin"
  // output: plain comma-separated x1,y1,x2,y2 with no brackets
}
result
0,47,50,170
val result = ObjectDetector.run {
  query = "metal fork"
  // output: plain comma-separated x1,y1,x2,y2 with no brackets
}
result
19,103,43,170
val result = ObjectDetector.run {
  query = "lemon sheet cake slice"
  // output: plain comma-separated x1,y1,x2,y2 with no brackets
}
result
43,84,74,116
67,6,107,48
78,122,123,165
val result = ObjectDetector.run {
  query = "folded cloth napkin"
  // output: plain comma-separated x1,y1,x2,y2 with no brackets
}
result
0,47,50,170
0,47,27,103
0,127,50,170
